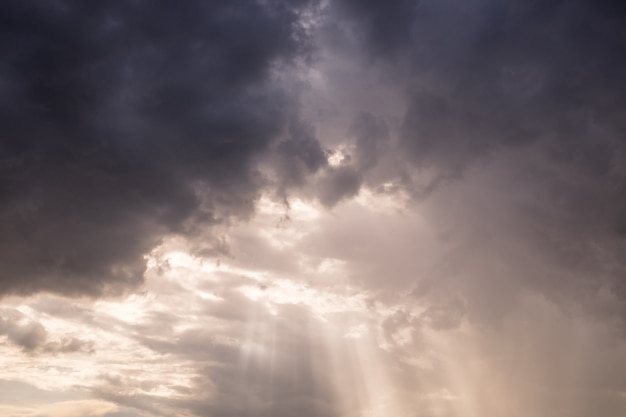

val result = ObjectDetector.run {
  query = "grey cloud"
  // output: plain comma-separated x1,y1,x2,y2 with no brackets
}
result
0,307,94,355
93,389,172,417
316,165,362,207
183,307,338,417
325,0,626,321
395,0,626,177
350,112,389,171
273,118,374,209
0,308,47,352
331,0,419,59
103,411,149,417
223,227,304,278
4,2,626,416
0,0,317,297
329,0,626,183
93,297,340,417
44,336,95,355
298,202,439,291
275,120,329,194
49,261,344,417
420,296,465,331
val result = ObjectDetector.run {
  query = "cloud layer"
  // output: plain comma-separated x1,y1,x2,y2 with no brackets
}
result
0,0,316,295
2,1,626,416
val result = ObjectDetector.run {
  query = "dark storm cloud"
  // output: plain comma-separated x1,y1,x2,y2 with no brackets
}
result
327,0,622,163
332,0,626,175
275,120,328,193
329,0,626,317
0,0,317,296
397,0,626,177
332,0,418,58
316,165,362,207
351,112,389,171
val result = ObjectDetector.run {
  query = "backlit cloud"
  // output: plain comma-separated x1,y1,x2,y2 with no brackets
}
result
2,1,626,416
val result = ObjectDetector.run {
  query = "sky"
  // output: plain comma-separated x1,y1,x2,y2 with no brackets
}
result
1,0,626,416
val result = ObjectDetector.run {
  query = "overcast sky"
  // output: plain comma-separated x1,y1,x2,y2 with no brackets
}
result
1,1,626,416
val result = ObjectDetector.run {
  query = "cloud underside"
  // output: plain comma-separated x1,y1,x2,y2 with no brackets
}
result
1,0,625,300
2,0,626,416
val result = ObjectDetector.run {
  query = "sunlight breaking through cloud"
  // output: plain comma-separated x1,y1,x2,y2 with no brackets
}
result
3,0,626,415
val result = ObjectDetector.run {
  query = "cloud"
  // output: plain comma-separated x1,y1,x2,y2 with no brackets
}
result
274,120,329,194
331,0,419,58
3,1,626,417
0,308,94,355
330,0,626,179
316,165,362,207
0,0,317,296
0,309,47,352
44,336,95,355
350,112,389,171
318,0,626,322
